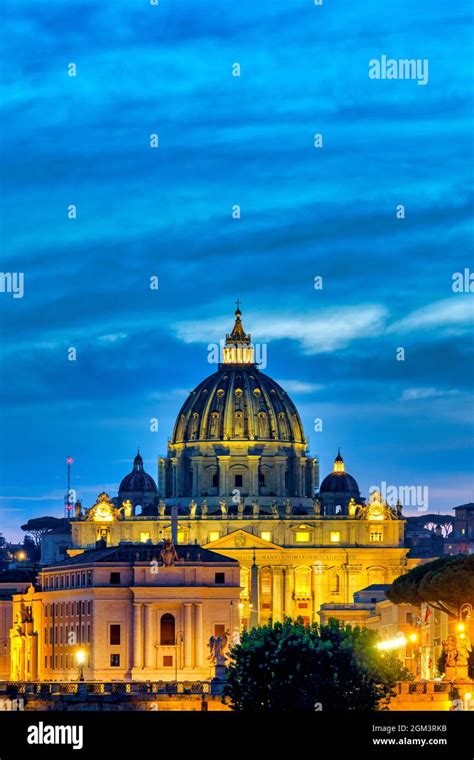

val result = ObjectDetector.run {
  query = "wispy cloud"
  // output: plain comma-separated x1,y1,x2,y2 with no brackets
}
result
389,297,473,334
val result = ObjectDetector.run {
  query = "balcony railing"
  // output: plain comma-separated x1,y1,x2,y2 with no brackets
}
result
1,680,212,696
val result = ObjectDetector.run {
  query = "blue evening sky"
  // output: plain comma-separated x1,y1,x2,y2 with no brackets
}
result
1,0,473,540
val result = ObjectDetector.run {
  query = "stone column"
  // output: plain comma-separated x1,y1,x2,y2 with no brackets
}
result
30,633,38,680
312,564,323,622
194,603,203,668
133,603,143,670
184,603,193,668
144,604,154,669
248,455,260,496
217,456,231,496
272,568,283,622
284,567,294,617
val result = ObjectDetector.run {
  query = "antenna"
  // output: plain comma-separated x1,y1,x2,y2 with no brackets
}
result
64,456,74,517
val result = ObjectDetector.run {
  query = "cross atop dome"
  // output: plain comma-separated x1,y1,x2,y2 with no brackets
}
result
223,302,254,364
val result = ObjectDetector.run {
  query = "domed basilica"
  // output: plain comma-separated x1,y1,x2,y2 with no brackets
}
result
67,308,415,629
159,307,318,512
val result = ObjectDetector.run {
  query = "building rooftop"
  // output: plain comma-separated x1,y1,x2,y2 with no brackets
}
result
43,543,238,569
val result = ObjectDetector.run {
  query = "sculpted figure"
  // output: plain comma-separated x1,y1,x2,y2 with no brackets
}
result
201,499,208,517
220,499,228,517
271,501,279,518
189,499,197,518
252,499,259,517
284,498,292,517
158,499,166,517
237,499,244,518
443,635,458,667
160,539,178,567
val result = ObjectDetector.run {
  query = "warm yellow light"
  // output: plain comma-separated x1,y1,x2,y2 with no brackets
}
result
457,622,466,633
208,531,220,543
465,692,472,701
376,634,407,651
260,531,272,542
140,532,150,543
17,551,26,560
408,633,418,643
295,531,310,543
330,531,341,544
76,650,86,665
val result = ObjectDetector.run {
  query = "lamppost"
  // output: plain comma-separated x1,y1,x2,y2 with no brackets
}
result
75,650,85,682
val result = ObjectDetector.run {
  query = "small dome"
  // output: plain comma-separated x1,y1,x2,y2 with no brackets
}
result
119,451,158,495
319,450,360,494
319,472,359,494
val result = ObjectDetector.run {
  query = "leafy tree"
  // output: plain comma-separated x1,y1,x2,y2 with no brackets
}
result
225,618,410,712
21,516,64,547
386,555,474,618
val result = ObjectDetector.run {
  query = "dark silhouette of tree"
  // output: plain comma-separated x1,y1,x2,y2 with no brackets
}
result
225,618,410,712
21,517,64,547
386,555,474,618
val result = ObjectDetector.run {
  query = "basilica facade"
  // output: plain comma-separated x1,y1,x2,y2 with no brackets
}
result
58,308,419,633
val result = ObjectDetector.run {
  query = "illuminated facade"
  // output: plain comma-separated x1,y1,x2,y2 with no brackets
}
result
10,545,240,682
55,310,420,632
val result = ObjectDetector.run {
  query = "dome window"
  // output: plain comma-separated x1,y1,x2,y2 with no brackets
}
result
253,388,261,396
217,389,225,396
235,388,243,397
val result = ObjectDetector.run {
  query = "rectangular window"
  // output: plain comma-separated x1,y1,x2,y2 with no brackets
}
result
295,531,310,543
110,654,120,667
163,655,173,667
235,474,243,487
260,531,272,542
44,655,47,668
140,532,150,543
330,531,341,543
110,572,121,584
212,474,218,488
214,624,226,637
208,531,220,543
215,572,225,584
87,571,92,586
110,624,121,646
87,601,91,615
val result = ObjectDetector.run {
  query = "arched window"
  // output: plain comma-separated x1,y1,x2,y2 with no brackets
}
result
234,411,244,436
160,614,175,645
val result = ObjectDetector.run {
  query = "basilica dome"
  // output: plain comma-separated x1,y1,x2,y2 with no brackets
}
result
160,307,317,508
119,452,158,495
319,450,359,494
172,368,306,445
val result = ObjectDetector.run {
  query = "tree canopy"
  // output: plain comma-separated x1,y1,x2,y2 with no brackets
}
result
386,554,474,618
224,618,410,712
21,516,64,546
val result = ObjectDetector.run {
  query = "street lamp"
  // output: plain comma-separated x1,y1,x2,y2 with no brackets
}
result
76,650,85,682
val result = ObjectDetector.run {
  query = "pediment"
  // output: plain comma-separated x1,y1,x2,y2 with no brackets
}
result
203,529,280,550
